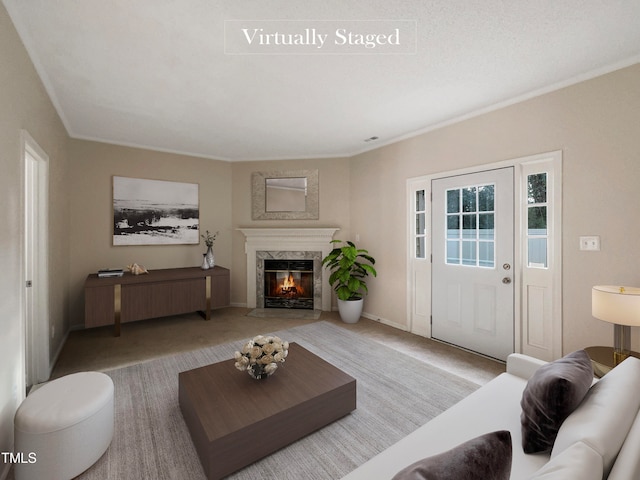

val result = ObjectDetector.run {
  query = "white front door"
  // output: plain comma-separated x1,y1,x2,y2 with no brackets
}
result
431,167,514,361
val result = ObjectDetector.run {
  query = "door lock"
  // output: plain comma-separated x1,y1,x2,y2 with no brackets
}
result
503,263,511,270
502,277,512,284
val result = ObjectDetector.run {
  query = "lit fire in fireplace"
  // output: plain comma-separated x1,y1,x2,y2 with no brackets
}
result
263,259,313,309
280,273,304,297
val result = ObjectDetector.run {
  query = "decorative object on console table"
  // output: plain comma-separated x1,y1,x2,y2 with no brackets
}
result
97,268,123,278
126,263,148,275
206,247,215,268
322,239,377,324
201,254,209,270
592,285,640,366
234,335,289,380
201,229,218,269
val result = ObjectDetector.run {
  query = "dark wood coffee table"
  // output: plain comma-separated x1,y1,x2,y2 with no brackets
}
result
178,343,356,479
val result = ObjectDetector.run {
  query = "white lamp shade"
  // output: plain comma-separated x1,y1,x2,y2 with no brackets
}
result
592,286,640,327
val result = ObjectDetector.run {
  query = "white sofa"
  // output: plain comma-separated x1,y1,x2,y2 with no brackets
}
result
341,353,640,480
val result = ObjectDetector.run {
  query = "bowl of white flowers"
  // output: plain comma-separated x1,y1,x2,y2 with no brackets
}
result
234,335,289,379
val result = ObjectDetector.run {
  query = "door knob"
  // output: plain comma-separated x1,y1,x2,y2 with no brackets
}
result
503,263,511,270
502,277,512,284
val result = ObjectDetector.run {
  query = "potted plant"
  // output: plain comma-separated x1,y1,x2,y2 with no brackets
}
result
322,240,377,323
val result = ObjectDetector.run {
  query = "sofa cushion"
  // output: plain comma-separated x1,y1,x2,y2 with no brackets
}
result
607,412,640,480
551,356,640,477
520,349,593,453
506,353,547,380
527,441,602,479
391,430,512,480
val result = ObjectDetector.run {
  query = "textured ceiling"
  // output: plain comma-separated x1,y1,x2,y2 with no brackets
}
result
4,0,640,161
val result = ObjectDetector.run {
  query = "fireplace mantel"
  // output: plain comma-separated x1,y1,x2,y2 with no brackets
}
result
238,228,340,311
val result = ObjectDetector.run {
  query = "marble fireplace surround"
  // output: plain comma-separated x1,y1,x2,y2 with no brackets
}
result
238,228,340,311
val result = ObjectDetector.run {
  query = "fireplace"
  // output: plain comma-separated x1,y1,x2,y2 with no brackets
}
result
263,259,314,309
238,227,340,311
256,251,322,310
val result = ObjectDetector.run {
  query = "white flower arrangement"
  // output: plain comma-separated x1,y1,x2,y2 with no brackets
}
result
234,335,289,379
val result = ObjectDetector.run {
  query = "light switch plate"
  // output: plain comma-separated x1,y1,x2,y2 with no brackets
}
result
579,236,600,251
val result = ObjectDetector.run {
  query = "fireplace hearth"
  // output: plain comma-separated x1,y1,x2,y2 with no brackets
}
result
263,259,314,310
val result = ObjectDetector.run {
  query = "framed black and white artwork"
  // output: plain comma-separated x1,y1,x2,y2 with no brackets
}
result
113,176,199,245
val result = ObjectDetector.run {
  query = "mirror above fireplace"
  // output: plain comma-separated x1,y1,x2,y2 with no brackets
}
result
251,169,319,220
266,177,306,212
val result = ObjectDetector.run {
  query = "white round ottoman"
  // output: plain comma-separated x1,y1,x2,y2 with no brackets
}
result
14,372,114,480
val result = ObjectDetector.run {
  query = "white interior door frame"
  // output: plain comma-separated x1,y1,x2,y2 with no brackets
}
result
21,130,50,386
407,150,563,360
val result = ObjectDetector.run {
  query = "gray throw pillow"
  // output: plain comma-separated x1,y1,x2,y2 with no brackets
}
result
520,349,593,453
391,430,512,480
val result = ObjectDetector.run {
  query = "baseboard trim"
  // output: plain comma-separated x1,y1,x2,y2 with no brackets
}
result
48,330,69,379
361,311,409,331
328,307,409,331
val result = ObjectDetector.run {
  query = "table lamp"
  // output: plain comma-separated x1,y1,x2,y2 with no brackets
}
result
592,285,640,365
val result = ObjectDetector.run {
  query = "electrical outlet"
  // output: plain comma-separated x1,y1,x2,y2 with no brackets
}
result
579,236,600,251
51,324,55,339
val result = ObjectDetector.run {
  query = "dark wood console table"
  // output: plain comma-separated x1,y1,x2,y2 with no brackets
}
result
84,266,230,336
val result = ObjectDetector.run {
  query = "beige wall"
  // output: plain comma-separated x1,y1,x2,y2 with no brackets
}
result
0,2,69,468
67,150,351,324
231,158,351,306
67,140,232,327
350,64,640,354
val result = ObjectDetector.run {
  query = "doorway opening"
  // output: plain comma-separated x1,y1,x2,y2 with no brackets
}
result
22,130,50,389
406,151,562,361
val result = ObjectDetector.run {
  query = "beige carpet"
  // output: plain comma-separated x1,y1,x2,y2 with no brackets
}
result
8,310,504,480
52,307,504,385
78,321,484,480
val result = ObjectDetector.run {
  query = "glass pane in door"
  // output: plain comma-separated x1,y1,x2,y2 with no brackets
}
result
526,173,548,268
414,189,427,259
445,184,495,268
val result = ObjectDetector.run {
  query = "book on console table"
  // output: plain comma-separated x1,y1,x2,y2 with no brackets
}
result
97,268,124,278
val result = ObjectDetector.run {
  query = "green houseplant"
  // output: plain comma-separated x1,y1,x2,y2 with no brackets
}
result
322,240,377,323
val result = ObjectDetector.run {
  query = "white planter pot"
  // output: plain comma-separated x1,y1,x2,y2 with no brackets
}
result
337,298,364,324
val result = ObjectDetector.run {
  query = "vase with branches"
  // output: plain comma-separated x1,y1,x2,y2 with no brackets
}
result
201,230,218,268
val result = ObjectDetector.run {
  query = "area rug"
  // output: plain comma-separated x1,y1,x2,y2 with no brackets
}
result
79,321,479,480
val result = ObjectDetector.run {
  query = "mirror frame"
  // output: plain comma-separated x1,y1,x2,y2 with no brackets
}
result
251,169,319,220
